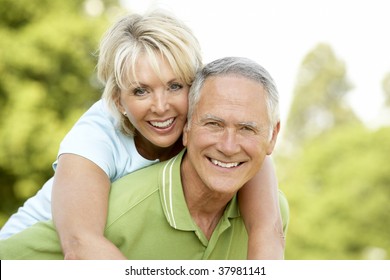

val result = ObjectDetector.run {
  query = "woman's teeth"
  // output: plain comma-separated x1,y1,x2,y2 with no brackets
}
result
150,118,174,128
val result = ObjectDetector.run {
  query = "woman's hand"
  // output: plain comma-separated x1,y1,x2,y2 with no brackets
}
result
238,156,285,260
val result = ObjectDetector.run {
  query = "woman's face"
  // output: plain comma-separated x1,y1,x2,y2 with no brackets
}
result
118,54,189,158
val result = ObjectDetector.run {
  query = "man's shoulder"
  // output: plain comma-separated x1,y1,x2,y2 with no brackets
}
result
107,152,184,221
109,161,163,201
112,159,166,187
108,158,177,208
105,160,173,231
112,151,184,191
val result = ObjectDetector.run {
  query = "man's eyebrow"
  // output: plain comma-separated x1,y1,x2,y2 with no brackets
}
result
238,121,260,129
199,114,224,123
200,115,262,130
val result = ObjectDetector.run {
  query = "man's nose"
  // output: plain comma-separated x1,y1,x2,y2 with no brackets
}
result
216,128,240,155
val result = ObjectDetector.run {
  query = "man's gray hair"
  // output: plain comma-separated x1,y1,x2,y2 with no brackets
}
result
187,57,280,134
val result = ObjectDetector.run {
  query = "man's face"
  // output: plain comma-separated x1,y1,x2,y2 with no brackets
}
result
183,75,279,195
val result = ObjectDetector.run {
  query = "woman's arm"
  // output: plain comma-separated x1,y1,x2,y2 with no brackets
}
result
52,154,126,259
238,156,285,260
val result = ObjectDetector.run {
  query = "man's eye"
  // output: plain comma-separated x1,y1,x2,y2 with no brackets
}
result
242,126,254,131
169,83,183,91
206,122,222,128
240,126,257,134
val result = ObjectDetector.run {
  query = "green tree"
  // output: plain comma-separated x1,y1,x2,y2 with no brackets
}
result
277,43,390,259
283,43,360,147
382,72,390,108
0,0,120,226
278,125,390,259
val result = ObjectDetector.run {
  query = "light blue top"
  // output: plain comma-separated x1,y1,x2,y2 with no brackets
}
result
0,100,158,239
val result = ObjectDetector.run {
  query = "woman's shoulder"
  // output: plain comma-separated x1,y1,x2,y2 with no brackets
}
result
80,99,117,125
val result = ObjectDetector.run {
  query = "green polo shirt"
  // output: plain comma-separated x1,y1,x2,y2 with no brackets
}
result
0,150,289,260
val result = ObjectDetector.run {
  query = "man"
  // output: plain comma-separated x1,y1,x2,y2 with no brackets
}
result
0,57,288,259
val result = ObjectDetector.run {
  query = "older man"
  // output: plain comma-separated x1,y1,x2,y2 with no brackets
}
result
0,57,288,259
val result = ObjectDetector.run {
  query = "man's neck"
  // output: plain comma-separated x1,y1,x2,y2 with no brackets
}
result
180,154,234,240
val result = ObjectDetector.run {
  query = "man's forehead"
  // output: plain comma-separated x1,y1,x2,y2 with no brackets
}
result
200,74,265,95
199,75,265,99
195,74,268,115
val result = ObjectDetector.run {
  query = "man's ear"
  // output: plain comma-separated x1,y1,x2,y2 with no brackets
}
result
182,122,189,147
266,121,281,155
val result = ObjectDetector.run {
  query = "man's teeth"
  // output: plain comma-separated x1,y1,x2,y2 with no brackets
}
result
150,118,174,128
211,159,239,168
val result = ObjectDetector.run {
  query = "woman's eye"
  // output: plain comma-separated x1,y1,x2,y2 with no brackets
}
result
133,87,147,96
169,83,183,91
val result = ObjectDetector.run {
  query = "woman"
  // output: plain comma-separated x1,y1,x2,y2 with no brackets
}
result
0,10,284,259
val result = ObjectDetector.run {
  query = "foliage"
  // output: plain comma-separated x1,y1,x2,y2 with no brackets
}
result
283,43,360,147
0,0,118,226
382,72,390,107
278,125,390,259
279,42,390,259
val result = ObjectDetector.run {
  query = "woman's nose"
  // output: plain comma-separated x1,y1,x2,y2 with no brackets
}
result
151,92,169,114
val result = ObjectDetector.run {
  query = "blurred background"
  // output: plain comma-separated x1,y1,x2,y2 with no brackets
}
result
0,0,389,259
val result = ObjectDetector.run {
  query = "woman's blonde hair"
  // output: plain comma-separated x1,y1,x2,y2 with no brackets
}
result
97,10,202,135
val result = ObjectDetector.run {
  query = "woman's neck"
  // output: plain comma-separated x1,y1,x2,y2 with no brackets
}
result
134,135,184,162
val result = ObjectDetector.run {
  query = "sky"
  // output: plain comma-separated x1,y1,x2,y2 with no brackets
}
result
119,0,390,127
